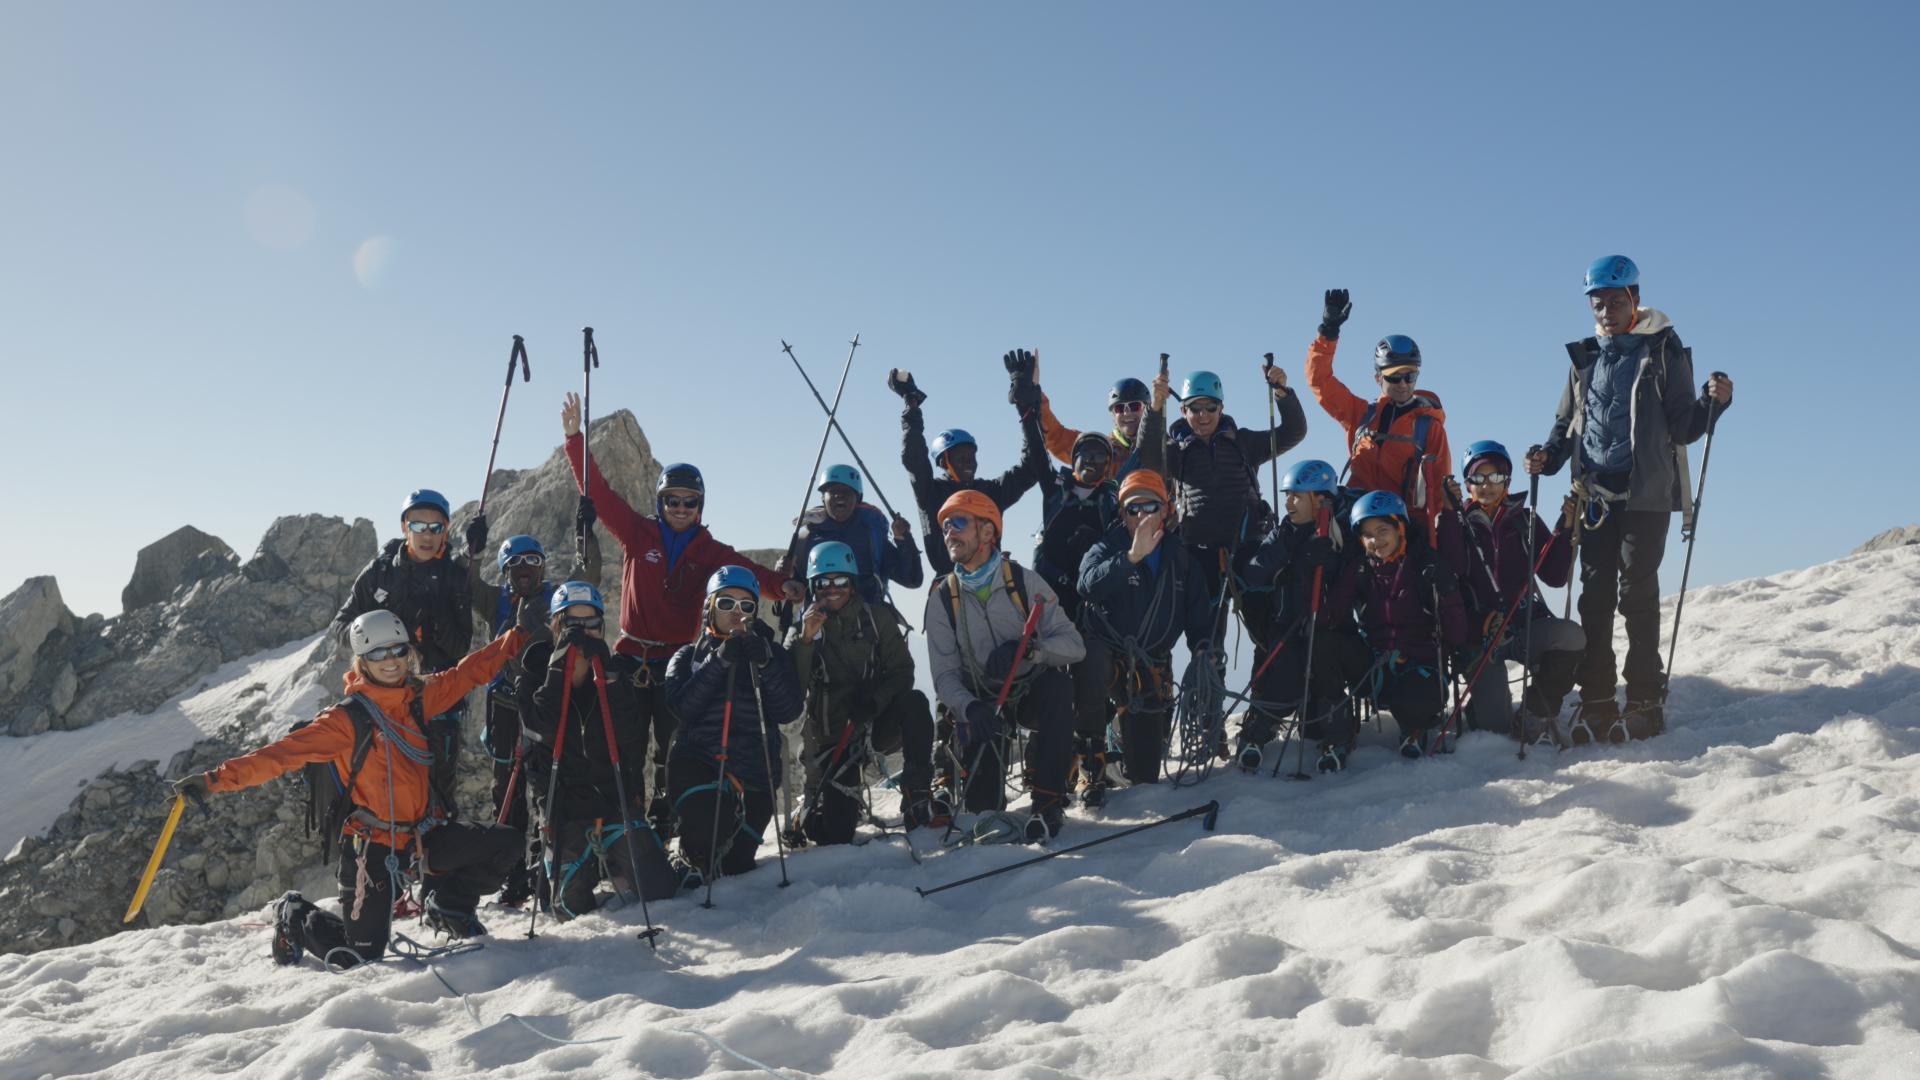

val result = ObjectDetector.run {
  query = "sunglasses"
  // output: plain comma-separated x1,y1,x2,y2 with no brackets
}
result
363,642,411,662
712,596,759,615
405,520,447,535
1124,500,1163,517
940,515,973,534
1382,372,1418,385
1465,473,1511,487
1183,401,1221,414
1109,400,1146,415
501,553,544,569
661,496,702,511
560,615,605,631
811,574,854,589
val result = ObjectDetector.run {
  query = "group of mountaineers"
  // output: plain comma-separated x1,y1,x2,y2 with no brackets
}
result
158,255,1735,969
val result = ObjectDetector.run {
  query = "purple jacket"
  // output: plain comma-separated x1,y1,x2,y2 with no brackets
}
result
1327,526,1471,664
1443,496,1573,622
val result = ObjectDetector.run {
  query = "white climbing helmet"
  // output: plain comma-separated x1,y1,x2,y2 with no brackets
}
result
348,610,409,657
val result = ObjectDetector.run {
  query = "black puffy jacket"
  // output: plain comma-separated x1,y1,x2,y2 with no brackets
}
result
1076,527,1215,657
1032,467,1117,620
333,539,476,672
1139,392,1307,547
519,639,649,821
665,624,804,791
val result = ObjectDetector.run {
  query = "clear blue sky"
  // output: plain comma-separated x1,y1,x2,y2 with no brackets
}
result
3,3,1907,618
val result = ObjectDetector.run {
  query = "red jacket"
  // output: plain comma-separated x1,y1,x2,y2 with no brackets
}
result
567,434,788,660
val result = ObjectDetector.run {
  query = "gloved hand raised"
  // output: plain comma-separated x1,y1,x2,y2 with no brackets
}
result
576,496,598,534
465,514,490,558
1320,289,1353,340
1002,348,1038,384
888,368,927,407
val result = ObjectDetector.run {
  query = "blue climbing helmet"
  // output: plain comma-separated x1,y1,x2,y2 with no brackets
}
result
658,463,705,495
401,488,451,518
1349,490,1409,531
1373,336,1421,374
497,535,544,570
1461,439,1512,479
1108,377,1150,408
547,579,604,617
1180,371,1224,404
1281,459,1339,495
817,464,863,497
930,429,976,465
806,541,859,581
1584,254,1639,294
705,565,760,600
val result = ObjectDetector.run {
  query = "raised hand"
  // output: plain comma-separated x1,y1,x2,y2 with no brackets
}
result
561,392,582,437
1320,289,1353,340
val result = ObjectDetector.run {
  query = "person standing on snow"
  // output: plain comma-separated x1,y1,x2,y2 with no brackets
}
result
925,490,1086,842
1032,432,1121,804
560,391,801,839
1035,364,1154,484
331,488,478,682
1302,291,1453,542
1526,255,1733,740
1439,442,1585,744
172,608,535,968
784,541,942,844
782,464,923,609
891,349,1050,575
1075,470,1215,792
520,581,678,917
663,567,805,888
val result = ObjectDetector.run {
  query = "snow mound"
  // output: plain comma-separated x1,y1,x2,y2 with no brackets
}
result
2,549,1918,1078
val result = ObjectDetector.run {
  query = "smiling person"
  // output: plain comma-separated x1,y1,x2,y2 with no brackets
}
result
785,542,940,845
785,464,922,609
1303,290,1453,542
561,392,799,840
925,490,1086,841
171,607,535,969
332,488,477,680
1033,431,1122,803
892,349,1051,575
1035,369,1154,484
663,567,805,887
1526,256,1734,740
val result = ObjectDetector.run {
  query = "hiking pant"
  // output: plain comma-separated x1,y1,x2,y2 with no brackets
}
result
1069,636,1116,782
306,824,518,968
614,657,678,836
668,754,776,881
1107,652,1175,784
484,692,534,903
1185,539,1235,649
948,666,1075,815
1575,508,1671,704
1314,631,1445,743
802,689,936,846
1464,612,1587,732
548,817,679,919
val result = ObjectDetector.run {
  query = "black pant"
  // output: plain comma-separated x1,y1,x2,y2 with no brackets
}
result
548,817,679,918
948,667,1075,814
804,689,937,845
1575,508,1671,703
302,823,519,968
484,693,535,902
1314,630,1447,743
668,754,776,880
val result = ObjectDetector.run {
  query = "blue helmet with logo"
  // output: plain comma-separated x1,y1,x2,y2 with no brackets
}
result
497,535,544,570
930,429,976,465
1461,439,1512,479
547,579,604,617
1584,254,1639,295
402,488,451,518
705,565,761,600
1349,490,1409,531
806,541,859,581
1180,371,1224,404
817,464,863,497
1374,336,1421,374
1281,460,1339,495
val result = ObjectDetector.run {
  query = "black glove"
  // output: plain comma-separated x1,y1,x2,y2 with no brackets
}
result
465,514,489,558
559,625,610,662
1302,534,1336,570
1418,555,1458,597
576,496,597,534
1010,378,1041,410
1320,289,1353,340
172,772,211,808
962,699,1001,747
984,639,1026,686
514,596,545,634
888,368,927,408
721,632,772,668
1003,348,1037,384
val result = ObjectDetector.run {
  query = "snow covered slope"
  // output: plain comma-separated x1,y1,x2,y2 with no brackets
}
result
1,548,1917,1079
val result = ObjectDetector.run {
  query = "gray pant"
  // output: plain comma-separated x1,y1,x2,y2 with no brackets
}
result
1465,612,1587,732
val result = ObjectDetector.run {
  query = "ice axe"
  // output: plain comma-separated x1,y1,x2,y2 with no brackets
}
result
124,792,191,923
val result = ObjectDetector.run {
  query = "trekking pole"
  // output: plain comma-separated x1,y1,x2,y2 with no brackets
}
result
1273,500,1332,779
701,663,740,909
577,328,600,552
917,800,1219,898
1263,353,1280,513
777,338,859,626
590,654,663,948
747,661,792,888
478,335,531,519
1439,530,1562,741
531,646,576,939
124,792,190,923
783,336,901,518
1662,380,1725,701
495,746,523,825
1517,473,1542,761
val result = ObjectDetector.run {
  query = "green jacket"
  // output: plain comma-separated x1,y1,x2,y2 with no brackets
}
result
785,594,916,747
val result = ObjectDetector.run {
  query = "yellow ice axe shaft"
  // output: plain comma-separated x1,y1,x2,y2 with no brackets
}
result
123,793,186,924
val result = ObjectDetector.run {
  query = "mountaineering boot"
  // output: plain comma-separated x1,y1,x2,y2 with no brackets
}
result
1569,698,1616,746
1622,698,1666,740
1399,729,1430,760
1236,737,1264,772
904,790,953,831
422,892,488,939
1025,802,1065,843
270,891,315,966
669,855,704,893
1316,742,1349,773
647,794,675,842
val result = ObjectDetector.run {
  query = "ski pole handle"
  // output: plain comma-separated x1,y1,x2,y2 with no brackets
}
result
507,334,530,385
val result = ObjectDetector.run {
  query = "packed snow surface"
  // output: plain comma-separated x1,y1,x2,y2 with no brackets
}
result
3,549,1918,1078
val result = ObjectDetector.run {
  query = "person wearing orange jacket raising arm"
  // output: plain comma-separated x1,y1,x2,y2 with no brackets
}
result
171,608,536,970
1302,290,1454,543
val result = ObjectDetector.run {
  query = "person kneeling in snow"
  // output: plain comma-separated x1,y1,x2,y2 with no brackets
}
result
785,541,942,844
172,609,533,969
520,581,679,920
664,567,805,888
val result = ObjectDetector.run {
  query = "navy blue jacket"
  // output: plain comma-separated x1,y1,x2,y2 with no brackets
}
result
1076,527,1214,657
792,504,923,605
1032,467,1118,620
1243,513,1356,639
664,624,804,791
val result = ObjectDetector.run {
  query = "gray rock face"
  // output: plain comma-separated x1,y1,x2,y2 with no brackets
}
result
1854,526,1920,554
0,578,72,703
121,526,237,612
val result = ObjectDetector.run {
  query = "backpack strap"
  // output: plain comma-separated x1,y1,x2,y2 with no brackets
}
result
320,698,380,862
940,560,1031,629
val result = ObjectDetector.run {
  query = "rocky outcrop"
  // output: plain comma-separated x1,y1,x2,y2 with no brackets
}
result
121,526,238,612
0,578,77,737
1854,526,1920,554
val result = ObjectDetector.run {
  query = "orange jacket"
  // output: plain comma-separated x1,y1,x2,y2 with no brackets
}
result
208,628,527,847
1303,335,1453,535
1037,392,1134,484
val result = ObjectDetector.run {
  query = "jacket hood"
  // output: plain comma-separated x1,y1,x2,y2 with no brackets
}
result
1167,413,1244,445
1369,389,1446,421
1595,307,1673,338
